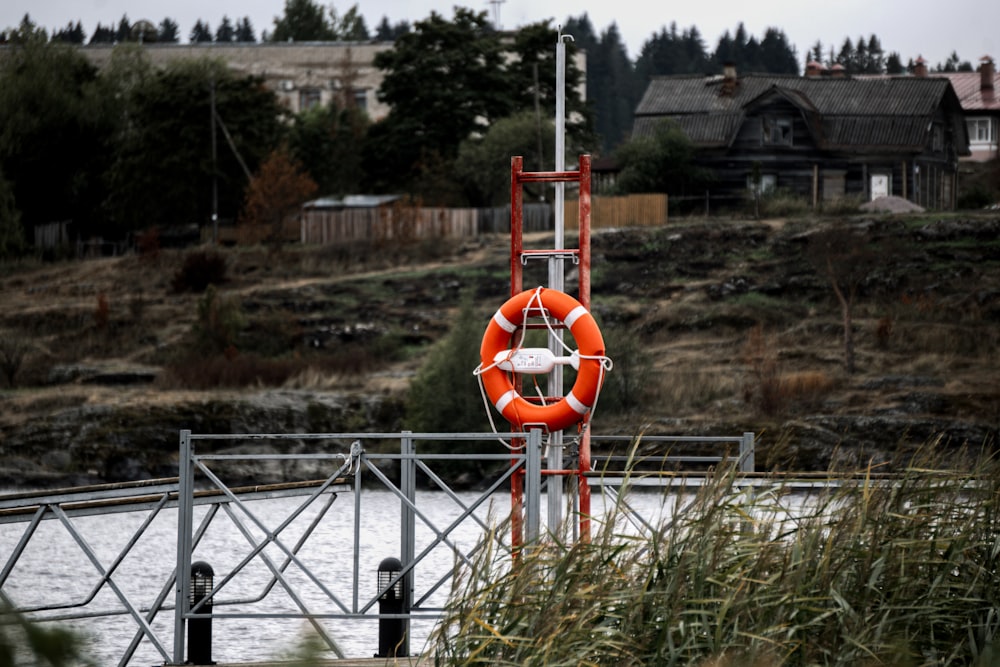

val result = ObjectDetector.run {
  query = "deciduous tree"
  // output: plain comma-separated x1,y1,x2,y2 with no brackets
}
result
613,119,710,195
288,103,368,197
365,8,512,197
102,59,286,236
239,147,317,245
805,224,882,375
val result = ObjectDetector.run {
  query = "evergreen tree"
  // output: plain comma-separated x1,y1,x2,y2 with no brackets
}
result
52,21,85,44
115,15,131,42
235,17,256,42
215,16,236,43
271,0,334,41
6,14,46,43
885,52,905,74
190,20,213,43
288,103,368,196
808,40,824,65
586,22,638,153
374,17,410,40
89,23,115,43
836,37,853,71
330,4,369,40
759,28,798,73
158,18,180,43
865,35,884,73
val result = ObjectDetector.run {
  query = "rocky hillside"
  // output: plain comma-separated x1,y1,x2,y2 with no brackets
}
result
1,213,998,488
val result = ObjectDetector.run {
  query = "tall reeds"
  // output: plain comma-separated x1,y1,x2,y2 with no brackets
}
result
429,444,1000,665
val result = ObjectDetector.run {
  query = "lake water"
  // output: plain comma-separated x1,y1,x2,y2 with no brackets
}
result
0,486,694,665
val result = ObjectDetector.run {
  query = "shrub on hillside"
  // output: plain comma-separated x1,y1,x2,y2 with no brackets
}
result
171,249,227,293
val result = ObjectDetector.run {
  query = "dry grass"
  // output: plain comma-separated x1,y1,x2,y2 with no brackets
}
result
430,445,1000,666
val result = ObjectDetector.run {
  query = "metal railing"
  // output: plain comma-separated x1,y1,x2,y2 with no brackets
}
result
0,428,753,665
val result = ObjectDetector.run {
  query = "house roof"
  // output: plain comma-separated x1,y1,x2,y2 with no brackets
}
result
634,74,967,155
937,71,1000,111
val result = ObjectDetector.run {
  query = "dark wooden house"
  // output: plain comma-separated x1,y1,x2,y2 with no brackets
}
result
632,66,970,210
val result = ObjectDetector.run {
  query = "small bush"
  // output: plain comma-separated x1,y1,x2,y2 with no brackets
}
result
741,324,782,415
161,353,302,389
135,227,161,261
0,330,30,388
171,249,227,293
191,285,244,356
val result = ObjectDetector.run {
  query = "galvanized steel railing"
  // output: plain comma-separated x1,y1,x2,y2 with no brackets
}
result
0,428,753,665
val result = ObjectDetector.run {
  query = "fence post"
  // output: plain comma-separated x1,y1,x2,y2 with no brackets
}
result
400,432,415,619
740,432,755,474
524,429,543,543
173,430,195,664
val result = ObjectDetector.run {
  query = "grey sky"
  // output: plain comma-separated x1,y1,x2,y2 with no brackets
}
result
3,0,997,69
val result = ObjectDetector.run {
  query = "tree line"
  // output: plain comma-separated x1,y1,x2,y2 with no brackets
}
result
0,1,981,259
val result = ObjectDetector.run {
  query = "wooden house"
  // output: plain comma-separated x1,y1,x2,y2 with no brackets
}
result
938,56,999,163
632,65,970,210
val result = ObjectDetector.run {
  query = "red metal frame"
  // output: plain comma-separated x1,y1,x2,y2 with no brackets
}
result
508,154,593,550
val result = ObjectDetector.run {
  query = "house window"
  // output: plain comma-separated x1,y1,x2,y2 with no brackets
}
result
352,88,368,111
967,117,996,145
761,116,793,146
299,88,322,111
747,173,777,194
931,123,943,152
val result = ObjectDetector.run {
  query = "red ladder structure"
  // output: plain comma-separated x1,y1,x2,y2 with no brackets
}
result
508,154,594,549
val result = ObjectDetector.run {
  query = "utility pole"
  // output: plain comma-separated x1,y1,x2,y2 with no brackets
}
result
210,76,218,245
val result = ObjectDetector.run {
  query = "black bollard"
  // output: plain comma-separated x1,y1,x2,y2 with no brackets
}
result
376,557,408,658
187,560,215,665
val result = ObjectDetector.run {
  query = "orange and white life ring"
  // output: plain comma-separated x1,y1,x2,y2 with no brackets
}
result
478,287,607,432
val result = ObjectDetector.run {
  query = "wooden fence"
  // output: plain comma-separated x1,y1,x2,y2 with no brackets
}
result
298,194,669,246
565,194,668,230
300,206,478,244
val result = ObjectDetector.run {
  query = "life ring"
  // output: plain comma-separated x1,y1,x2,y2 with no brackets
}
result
478,287,606,432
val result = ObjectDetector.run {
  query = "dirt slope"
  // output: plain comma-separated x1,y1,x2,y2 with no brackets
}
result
1,214,998,487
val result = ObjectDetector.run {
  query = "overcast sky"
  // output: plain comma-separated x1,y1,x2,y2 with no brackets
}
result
3,0,997,70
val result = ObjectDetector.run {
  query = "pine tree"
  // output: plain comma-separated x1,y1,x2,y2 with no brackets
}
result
190,20,213,43
216,16,235,43
157,18,179,43
235,17,256,42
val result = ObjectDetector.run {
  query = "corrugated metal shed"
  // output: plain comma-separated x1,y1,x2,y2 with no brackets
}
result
303,194,402,210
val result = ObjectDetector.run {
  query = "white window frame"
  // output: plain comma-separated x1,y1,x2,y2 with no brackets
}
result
967,117,996,145
747,173,777,194
761,116,793,146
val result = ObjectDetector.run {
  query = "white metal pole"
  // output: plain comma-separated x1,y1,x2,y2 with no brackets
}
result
547,30,571,533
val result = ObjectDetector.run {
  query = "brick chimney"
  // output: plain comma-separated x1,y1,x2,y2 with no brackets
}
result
913,56,928,77
981,55,995,91
805,60,824,77
720,61,738,95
